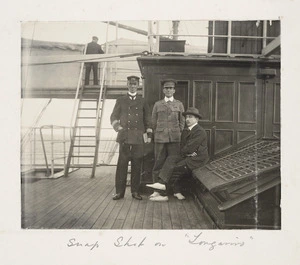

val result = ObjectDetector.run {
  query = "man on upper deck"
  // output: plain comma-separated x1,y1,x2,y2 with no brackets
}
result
84,36,104,85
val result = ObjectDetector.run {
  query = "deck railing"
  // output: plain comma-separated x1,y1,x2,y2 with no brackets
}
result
21,126,118,176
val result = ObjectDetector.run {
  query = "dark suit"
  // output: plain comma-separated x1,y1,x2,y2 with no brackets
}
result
110,94,152,196
84,41,104,85
158,123,209,193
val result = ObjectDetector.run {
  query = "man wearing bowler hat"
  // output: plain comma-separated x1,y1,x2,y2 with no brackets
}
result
110,75,152,200
148,79,185,201
84,36,104,85
147,107,209,200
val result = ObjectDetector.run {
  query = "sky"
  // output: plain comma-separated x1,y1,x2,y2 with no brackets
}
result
21,98,116,131
21,20,209,47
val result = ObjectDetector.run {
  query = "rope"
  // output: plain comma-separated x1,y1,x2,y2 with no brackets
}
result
21,21,37,116
21,98,52,147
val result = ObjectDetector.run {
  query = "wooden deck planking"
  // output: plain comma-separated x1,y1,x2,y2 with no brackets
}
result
23,179,92,228
52,181,103,229
189,199,214,229
22,178,81,207
142,201,154,229
168,198,183,229
22,168,213,230
21,178,79,223
161,202,172,229
111,198,133,229
30,179,99,229
84,190,115,229
71,185,114,229
175,199,192,229
92,200,118,229
181,198,204,229
101,199,126,229
122,199,140,229
153,202,163,229
21,179,61,206
59,178,112,229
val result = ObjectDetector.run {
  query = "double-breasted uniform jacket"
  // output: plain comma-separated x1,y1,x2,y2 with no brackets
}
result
110,95,152,144
152,99,185,143
180,123,209,170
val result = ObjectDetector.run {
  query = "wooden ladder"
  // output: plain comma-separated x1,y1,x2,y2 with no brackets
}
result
65,62,107,178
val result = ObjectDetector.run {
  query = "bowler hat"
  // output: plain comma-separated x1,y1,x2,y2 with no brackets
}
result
161,79,177,86
183,107,202,119
127,75,140,82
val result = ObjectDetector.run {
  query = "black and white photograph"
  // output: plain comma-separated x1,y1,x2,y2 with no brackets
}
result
1,0,300,264
21,19,281,230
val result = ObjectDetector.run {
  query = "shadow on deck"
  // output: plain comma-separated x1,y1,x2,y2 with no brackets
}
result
21,166,214,229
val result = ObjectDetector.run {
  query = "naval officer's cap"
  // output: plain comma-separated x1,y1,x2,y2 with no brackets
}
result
127,75,140,83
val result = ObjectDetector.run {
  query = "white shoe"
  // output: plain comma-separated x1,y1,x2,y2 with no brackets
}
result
174,193,186,200
149,191,160,198
146,182,166,191
149,195,169,202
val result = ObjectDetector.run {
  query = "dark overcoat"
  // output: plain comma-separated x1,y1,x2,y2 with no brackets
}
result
86,41,104,54
110,95,152,144
180,123,209,170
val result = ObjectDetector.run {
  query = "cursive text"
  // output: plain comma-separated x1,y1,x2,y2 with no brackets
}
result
67,238,99,251
186,232,246,251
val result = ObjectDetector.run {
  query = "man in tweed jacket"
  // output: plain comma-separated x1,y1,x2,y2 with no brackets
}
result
149,79,185,200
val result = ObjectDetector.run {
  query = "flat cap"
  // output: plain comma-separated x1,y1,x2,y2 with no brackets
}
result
127,75,140,82
161,79,177,86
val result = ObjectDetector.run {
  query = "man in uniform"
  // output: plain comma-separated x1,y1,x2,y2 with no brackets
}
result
147,107,209,200
147,79,185,201
110,76,152,200
84,36,104,85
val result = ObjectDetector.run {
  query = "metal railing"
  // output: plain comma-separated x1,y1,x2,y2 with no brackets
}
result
39,125,68,177
147,20,279,57
21,126,118,177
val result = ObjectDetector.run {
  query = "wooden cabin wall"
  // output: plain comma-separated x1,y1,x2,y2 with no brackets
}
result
208,20,280,55
139,58,280,159
263,79,281,139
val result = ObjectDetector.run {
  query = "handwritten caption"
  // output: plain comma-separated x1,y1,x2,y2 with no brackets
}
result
66,232,254,251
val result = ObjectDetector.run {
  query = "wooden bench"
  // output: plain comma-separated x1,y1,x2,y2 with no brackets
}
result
191,139,281,229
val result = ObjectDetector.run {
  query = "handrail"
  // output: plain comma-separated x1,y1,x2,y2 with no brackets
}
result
70,44,87,135
21,126,118,169
95,62,107,142
148,34,277,40
39,125,68,177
